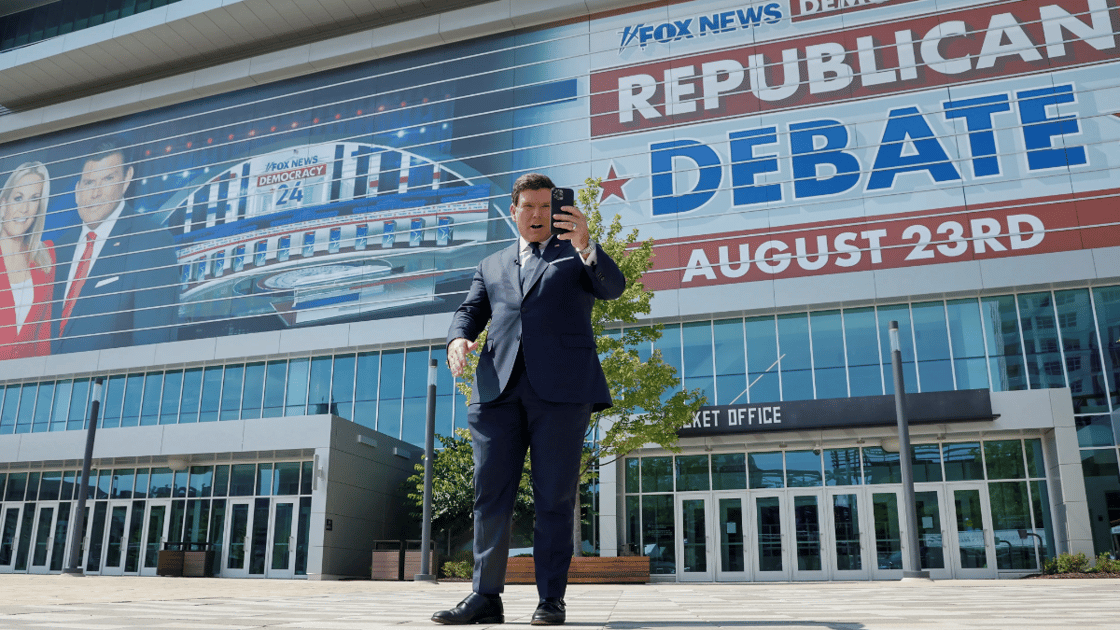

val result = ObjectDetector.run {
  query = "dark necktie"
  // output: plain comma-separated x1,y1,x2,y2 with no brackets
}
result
521,241,543,295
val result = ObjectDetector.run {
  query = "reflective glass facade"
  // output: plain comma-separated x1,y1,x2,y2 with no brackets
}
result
0,0,181,53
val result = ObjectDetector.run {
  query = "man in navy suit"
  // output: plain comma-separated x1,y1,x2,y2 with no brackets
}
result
433,174,625,626
52,140,180,354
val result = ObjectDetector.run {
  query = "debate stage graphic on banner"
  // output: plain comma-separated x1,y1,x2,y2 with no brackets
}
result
0,0,1117,360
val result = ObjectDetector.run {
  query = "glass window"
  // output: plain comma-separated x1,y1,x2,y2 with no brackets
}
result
749,452,784,489
1092,286,1120,408
100,375,124,428
1054,289,1108,413
989,481,1035,570
307,356,332,415
119,374,143,427
149,468,173,498
862,447,900,484
642,494,675,575
275,462,301,495
331,354,356,420
713,319,747,405
641,457,673,493
911,301,954,392
712,453,746,490
173,470,188,498
433,346,454,437
179,368,202,423
981,295,1027,392
15,382,37,433
32,380,53,433
675,455,710,491
262,360,287,418
229,464,255,496
66,379,91,431
300,461,313,495
777,314,812,401
746,317,779,403
285,358,310,416
354,351,379,429
946,299,990,390
96,469,112,499
912,444,943,482
256,463,274,496
1018,292,1065,391
656,324,683,401
134,468,149,499
1025,438,1045,478
213,465,230,497
844,307,882,396
401,348,430,446
199,366,223,422
785,450,822,487
111,469,135,499
241,362,265,419
943,442,985,481
140,373,162,426
625,458,640,493
189,466,213,498
625,495,640,555
0,385,17,434
681,321,715,405
25,471,40,501
221,364,244,421
378,350,404,437
877,304,918,394
39,471,61,501
159,371,183,425
984,440,1026,480
823,448,861,485
4,472,26,500
810,310,847,399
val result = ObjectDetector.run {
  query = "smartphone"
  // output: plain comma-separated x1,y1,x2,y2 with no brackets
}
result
550,187,575,237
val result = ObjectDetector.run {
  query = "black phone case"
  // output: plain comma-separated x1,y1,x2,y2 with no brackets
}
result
550,187,575,237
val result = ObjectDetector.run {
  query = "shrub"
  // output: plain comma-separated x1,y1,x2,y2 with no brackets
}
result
1091,553,1119,573
440,548,474,579
1044,552,1090,574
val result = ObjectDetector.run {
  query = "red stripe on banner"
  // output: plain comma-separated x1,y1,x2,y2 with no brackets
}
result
591,0,1120,137
642,187,1120,291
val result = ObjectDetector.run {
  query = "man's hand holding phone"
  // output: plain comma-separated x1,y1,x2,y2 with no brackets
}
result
550,187,592,258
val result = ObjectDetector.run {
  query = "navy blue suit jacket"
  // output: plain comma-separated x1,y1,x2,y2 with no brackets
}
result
51,206,181,354
447,239,626,412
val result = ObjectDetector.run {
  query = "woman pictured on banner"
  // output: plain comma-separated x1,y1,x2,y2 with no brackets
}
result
0,161,56,359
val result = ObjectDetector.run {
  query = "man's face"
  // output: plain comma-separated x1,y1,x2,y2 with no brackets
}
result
510,187,552,243
75,153,133,229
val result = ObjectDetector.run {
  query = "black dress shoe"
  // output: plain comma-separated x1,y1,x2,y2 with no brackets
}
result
531,598,565,626
432,592,504,625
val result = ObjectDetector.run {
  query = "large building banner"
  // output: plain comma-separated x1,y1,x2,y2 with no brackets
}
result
0,0,1116,357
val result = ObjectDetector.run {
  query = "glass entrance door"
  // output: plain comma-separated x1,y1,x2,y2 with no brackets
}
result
789,492,827,581
948,484,996,578
825,490,870,581
714,493,748,581
869,490,904,580
140,500,171,576
0,504,25,573
750,492,790,581
224,499,254,578
98,501,142,576
266,501,296,579
913,487,952,579
676,494,712,581
28,504,62,574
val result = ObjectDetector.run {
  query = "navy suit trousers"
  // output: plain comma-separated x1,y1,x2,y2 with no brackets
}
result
468,351,591,599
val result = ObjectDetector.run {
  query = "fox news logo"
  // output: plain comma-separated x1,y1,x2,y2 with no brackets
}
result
618,3,783,53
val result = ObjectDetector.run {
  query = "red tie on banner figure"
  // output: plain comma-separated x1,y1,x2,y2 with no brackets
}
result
60,232,97,335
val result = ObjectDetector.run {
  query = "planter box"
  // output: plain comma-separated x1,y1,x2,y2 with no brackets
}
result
505,556,649,584
156,550,184,577
371,549,438,580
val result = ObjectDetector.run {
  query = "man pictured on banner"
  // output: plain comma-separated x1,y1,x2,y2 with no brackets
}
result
433,173,625,626
52,139,181,353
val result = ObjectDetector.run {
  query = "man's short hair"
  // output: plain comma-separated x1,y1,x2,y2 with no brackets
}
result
84,138,132,171
511,173,554,205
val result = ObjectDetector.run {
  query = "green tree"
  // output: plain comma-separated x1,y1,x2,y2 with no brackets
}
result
409,177,705,554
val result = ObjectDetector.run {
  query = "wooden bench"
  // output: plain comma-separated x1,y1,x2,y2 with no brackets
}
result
505,556,650,584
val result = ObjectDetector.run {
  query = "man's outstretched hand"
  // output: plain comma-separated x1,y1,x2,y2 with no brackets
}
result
447,337,479,377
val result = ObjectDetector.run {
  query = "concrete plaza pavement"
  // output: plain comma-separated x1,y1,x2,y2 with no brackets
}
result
1,575,1117,629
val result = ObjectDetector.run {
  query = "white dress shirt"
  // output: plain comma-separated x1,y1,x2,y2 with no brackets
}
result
518,236,597,267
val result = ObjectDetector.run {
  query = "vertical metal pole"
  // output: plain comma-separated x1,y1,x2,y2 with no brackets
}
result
62,376,104,576
889,322,931,580
414,359,438,581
